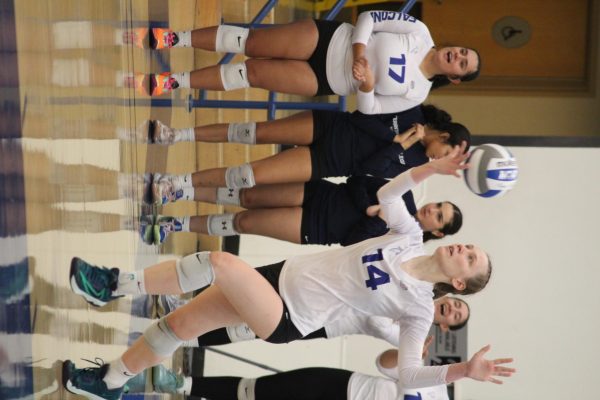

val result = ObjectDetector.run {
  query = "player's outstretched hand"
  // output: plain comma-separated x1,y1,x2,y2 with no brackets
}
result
466,345,516,384
429,141,469,177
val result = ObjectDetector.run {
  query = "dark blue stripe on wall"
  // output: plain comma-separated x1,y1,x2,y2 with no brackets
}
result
0,0,33,399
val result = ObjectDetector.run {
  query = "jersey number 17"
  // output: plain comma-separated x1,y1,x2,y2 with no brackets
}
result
388,54,406,84
362,249,390,290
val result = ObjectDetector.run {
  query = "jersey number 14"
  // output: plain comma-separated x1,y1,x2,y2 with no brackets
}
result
388,54,406,84
362,249,390,290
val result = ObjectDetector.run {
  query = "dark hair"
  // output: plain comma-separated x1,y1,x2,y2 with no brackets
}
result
433,253,492,299
448,298,471,331
430,47,481,90
421,105,471,153
422,202,463,243
432,296,471,330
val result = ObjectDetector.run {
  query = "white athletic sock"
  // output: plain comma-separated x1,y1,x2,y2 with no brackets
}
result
172,127,195,143
171,72,190,88
179,216,191,232
180,174,193,187
114,271,146,296
174,31,192,47
181,187,195,201
103,358,135,389
183,339,199,348
180,376,193,394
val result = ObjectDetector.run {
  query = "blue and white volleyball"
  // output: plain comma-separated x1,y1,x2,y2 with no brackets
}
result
463,144,518,198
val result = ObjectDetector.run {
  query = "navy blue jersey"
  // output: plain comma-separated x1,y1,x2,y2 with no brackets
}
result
301,177,418,246
309,106,428,179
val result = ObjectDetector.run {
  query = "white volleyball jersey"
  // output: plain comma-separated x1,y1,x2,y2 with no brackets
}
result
348,373,449,400
325,315,400,347
279,170,449,388
326,11,434,114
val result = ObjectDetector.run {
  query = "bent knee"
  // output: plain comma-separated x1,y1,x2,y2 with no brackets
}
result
244,59,263,87
239,188,256,208
233,211,249,234
209,251,237,270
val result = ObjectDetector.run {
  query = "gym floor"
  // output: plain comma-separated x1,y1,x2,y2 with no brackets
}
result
0,0,297,398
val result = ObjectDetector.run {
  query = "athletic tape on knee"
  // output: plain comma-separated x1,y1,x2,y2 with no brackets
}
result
216,187,241,206
215,25,249,53
175,252,214,292
52,21,92,49
237,378,256,400
207,213,238,236
220,63,250,91
225,164,255,189
144,317,183,357
226,323,257,342
227,122,257,145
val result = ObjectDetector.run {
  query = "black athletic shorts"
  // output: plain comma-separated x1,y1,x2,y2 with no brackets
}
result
255,261,304,344
309,109,356,180
300,180,361,245
256,368,353,400
308,19,343,96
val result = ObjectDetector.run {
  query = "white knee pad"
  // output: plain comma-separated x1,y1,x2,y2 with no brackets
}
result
215,25,249,53
175,252,214,292
216,187,241,206
225,164,255,189
226,323,257,342
207,213,238,236
144,317,183,357
227,122,257,145
237,378,256,400
220,62,250,91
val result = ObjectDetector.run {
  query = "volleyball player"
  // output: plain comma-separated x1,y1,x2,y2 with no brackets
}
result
62,144,513,399
142,11,480,115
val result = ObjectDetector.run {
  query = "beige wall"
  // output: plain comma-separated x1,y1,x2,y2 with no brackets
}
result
347,3,600,137
423,2,599,137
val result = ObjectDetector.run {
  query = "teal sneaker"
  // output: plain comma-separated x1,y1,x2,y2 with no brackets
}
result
69,257,123,307
62,359,124,400
152,365,185,394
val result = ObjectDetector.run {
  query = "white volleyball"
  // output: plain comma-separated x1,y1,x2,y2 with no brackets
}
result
463,144,518,197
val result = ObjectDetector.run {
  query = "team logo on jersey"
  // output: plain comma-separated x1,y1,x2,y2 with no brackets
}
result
370,11,416,23
391,115,399,134
398,154,406,165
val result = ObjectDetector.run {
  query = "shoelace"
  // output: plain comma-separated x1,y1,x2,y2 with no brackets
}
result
86,265,117,291
77,357,106,377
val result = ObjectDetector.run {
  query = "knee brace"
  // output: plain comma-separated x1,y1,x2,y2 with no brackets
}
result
220,62,250,91
227,122,257,145
225,163,255,189
175,252,214,292
216,187,241,206
144,317,183,357
215,25,249,53
207,213,238,236
237,378,256,400
226,323,257,342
